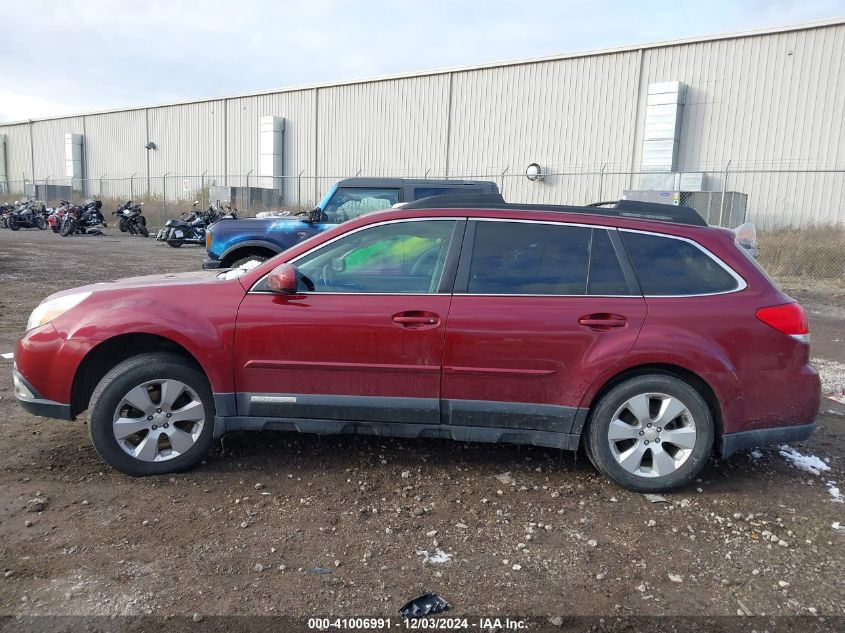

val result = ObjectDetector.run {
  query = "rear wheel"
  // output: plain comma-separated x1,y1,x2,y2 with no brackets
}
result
167,239,183,248
584,374,714,492
36,216,47,230
88,353,215,476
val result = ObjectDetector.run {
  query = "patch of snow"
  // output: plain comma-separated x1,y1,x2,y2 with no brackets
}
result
217,259,263,280
416,548,453,564
832,522,843,531
778,445,831,476
827,481,844,503
1,352,13,360
748,449,763,460
495,472,516,485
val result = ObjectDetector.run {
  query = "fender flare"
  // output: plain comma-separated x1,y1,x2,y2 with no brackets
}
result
218,240,283,264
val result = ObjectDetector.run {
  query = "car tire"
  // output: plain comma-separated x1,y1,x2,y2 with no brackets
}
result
230,255,268,268
88,353,215,476
583,374,714,493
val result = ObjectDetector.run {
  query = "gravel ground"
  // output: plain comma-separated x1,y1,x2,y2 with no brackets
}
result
0,229,843,626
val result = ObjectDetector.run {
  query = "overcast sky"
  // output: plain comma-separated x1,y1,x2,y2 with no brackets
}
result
0,0,842,122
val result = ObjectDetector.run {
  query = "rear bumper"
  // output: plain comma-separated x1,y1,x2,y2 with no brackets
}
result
720,422,815,459
13,369,73,421
202,258,222,270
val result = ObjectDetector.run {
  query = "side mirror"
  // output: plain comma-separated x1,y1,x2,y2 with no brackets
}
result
267,263,299,294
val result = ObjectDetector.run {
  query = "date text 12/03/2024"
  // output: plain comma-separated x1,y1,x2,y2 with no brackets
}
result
306,617,528,630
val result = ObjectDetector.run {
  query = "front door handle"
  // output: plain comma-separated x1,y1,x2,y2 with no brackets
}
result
578,313,627,330
392,311,440,328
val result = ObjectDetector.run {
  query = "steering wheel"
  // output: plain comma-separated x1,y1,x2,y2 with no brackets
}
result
410,246,440,277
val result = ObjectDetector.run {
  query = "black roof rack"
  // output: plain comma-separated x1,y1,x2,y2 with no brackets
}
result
400,193,708,227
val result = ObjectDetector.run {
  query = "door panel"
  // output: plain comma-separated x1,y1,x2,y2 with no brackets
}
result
442,296,646,431
442,220,646,433
234,293,451,423
234,218,462,424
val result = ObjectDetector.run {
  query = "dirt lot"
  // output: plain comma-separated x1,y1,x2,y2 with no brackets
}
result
0,229,843,627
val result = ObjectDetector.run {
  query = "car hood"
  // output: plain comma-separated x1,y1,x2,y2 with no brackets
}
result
43,270,233,302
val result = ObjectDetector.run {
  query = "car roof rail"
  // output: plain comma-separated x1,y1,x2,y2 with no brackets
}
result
400,193,708,226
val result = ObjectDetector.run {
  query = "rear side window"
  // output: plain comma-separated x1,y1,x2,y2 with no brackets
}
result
466,221,631,295
620,231,740,296
413,187,483,199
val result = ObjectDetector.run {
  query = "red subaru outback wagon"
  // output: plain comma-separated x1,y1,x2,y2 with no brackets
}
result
12,195,820,492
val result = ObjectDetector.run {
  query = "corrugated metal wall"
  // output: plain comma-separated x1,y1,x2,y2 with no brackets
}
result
2,123,33,187
1,21,843,225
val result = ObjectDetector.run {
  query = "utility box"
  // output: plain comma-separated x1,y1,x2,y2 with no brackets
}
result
209,185,283,215
64,133,84,192
623,189,748,227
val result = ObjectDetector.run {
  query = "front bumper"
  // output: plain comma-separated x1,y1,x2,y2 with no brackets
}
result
13,369,73,421
721,422,816,459
202,258,222,270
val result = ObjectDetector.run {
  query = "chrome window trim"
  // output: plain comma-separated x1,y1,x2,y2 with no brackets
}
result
617,227,748,298
248,217,462,294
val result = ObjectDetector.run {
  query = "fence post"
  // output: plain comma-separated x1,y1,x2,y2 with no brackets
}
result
718,160,732,227
201,169,208,209
245,169,254,216
499,166,509,195
99,173,106,200
162,171,171,218
297,170,305,210
597,163,607,202
130,172,137,201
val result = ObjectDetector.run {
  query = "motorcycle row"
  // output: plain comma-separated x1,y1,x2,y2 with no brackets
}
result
155,201,237,247
0,198,148,236
1,198,236,247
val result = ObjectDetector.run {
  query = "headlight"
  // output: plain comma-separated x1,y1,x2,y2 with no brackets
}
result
26,292,91,331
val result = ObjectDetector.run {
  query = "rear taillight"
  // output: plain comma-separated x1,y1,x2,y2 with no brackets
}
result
755,303,810,343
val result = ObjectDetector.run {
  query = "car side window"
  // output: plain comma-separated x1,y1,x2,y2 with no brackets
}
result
323,188,400,222
466,221,631,296
412,187,483,199
292,220,457,294
620,231,740,295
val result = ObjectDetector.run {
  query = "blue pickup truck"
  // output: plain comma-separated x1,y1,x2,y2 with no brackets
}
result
202,177,498,269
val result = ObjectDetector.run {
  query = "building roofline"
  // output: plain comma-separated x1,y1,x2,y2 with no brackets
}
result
1,17,843,127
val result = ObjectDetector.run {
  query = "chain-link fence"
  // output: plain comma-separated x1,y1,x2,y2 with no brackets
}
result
2,165,843,281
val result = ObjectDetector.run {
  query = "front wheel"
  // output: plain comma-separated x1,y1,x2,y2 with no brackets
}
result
59,218,75,236
88,353,215,476
583,374,714,493
8,218,19,231
118,218,128,232
137,223,149,237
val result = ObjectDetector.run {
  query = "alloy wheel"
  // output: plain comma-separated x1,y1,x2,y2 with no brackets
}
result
112,379,205,462
606,392,697,478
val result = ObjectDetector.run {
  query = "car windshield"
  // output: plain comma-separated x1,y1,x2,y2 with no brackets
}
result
322,188,400,222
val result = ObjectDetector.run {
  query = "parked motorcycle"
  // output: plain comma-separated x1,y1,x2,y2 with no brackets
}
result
113,201,148,236
157,201,236,248
48,200,75,233
7,200,48,231
0,204,15,229
59,199,106,236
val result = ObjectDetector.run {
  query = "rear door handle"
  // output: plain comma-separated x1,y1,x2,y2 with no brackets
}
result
392,311,440,328
578,314,627,329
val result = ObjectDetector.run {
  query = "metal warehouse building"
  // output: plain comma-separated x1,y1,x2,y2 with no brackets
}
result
1,19,843,228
